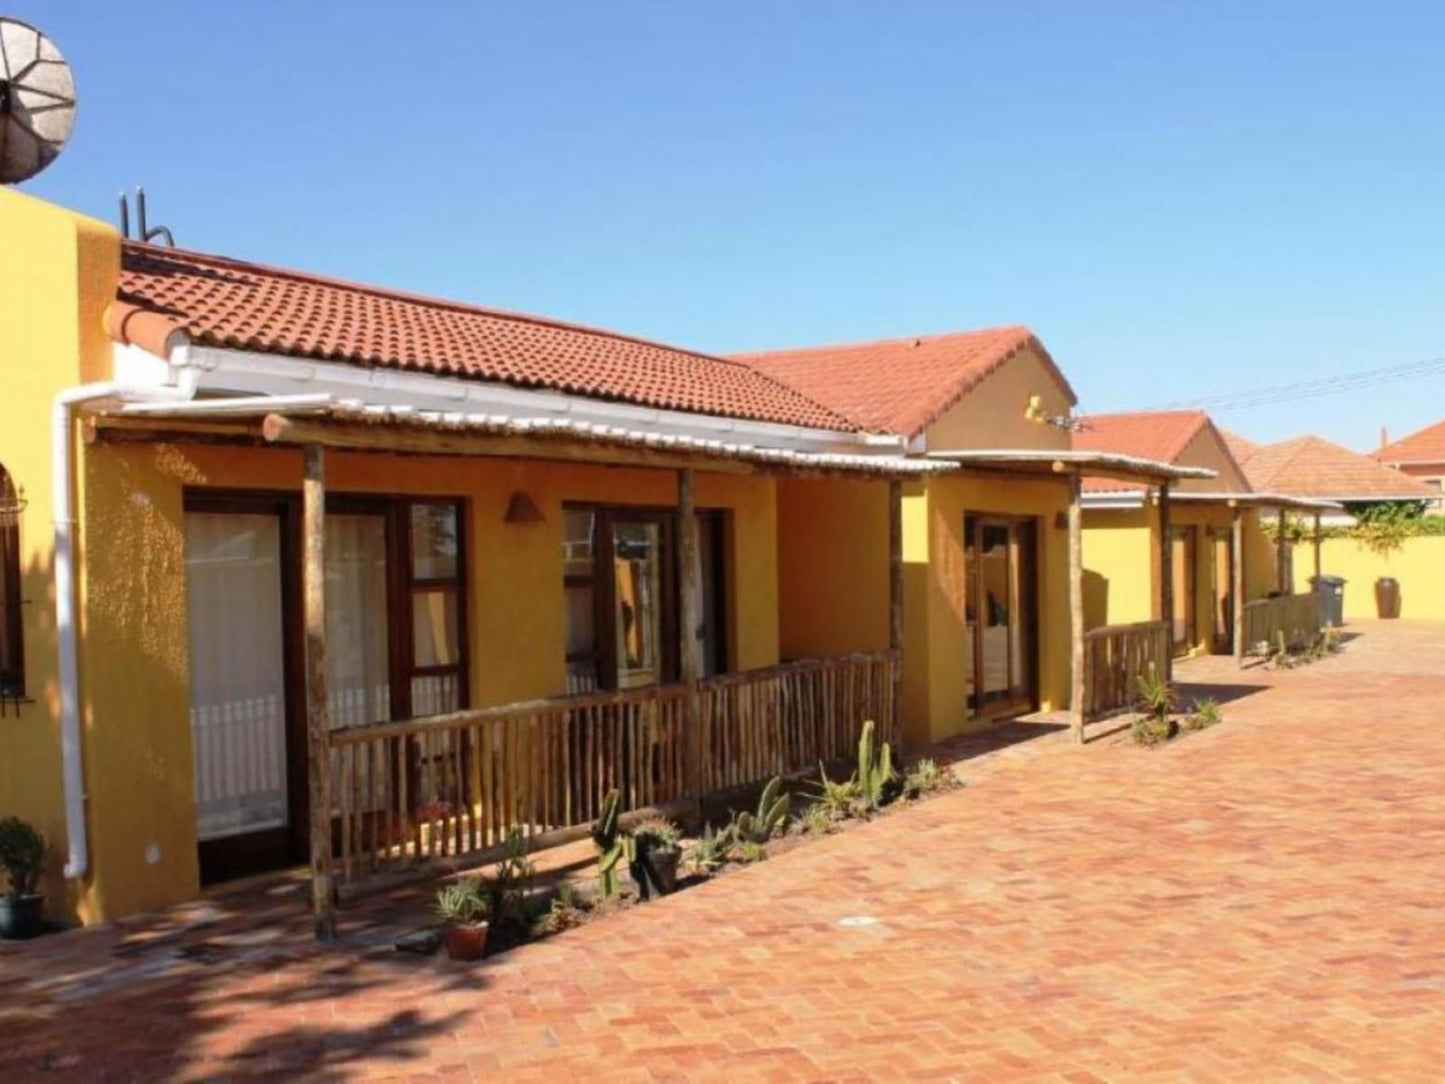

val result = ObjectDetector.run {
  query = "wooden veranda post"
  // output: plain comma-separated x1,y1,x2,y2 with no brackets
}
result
888,479,904,736
1158,482,1173,681
1312,512,1322,584
1232,503,1245,665
1068,472,1085,744
303,443,335,940
1277,508,1289,593
677,469,702,800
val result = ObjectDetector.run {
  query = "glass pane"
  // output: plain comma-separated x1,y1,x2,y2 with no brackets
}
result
1008,529,1024,692
326,515,392,728
612,520,664,688
565,582,597,692
184,513,289,840
410,503,458,580
0,523,16,688
563,508,595,576
412,589,460,667
694,515,723,679
979,525,1010,695
1171,529,1191,646
411,673,460,717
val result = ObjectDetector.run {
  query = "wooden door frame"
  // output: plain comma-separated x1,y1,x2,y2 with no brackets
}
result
964,513,1041,720
1169,525,1198,654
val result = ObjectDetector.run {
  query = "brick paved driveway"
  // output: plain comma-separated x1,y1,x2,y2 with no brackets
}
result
4,621,1445,1081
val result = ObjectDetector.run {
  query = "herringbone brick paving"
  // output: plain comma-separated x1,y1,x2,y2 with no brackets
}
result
3,621,1443,1081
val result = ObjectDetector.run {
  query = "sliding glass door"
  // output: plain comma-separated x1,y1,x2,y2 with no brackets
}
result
964,514,1039,718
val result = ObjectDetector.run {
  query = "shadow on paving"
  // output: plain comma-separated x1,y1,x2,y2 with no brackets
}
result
0,879,487,1081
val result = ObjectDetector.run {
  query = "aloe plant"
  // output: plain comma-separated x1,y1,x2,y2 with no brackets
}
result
731,776,789,844
591,789,629,898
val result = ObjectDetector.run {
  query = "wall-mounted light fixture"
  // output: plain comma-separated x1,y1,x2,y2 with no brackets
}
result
503,491,544,524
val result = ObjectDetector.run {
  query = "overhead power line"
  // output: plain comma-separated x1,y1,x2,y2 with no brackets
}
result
1155,354,1445,413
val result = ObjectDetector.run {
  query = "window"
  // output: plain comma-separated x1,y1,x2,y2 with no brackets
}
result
324,496,469,723
563,505,727,693
0,466,23,699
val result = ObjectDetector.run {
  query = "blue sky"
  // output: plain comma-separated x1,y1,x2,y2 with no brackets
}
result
12,2,1445,450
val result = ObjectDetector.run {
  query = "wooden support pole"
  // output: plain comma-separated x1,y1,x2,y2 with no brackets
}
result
1312,512,1322,584
1068,473,1085,744
1158,482,1173,682
1232,506,1245,665
1277,508,1289,594
303,443,335,940
887,479,904,738
677,469,702,799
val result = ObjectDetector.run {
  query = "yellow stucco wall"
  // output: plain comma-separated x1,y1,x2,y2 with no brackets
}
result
923,345,1073,452
0,190,120,921
1173,425,1251,494
1287,535,1445,621
67,440,782,921
902,473,1071,744
1083,502,1272,654
775,477,890,659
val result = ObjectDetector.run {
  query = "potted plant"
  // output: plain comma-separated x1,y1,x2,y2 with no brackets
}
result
434,877,490,960
0,816,45,940
629,816,682,900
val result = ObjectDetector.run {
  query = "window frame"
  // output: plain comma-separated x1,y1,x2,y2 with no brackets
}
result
562,503,730,692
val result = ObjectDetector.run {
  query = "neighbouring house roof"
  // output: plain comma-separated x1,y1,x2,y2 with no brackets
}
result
1072,409,1244,495
732,326,1075,439
1375,419,1445,467
1241,435,1438,501
106,242,852,432
1219,428,1260,465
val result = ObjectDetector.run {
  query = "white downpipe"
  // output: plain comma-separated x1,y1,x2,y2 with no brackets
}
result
55,376,196,880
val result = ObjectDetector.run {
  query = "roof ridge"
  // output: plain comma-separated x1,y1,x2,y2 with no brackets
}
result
121,241,825,386
732,324,1031,360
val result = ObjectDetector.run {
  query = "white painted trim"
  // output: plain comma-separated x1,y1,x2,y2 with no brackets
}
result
142,343,902,455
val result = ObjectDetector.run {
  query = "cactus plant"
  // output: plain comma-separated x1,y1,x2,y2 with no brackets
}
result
590,789,629,898
856,720,895,810
731,775,789,844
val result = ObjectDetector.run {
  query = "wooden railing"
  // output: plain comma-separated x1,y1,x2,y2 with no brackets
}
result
325,649,896,885
1241,593,1321,656
1082,620,1170,719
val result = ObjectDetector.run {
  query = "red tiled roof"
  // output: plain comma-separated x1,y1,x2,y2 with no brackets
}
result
1073,410,1226,493
1219,428,1261,465
108,243,851,431
733,326,1074,438
1243,435,1437,500
1375,419,1445,466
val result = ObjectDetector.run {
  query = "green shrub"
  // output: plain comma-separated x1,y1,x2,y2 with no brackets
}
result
903,757,956,798
685,823,734,874
1182,697,1223,732
435,877,489,927
0,817,44,898
730,776,789,844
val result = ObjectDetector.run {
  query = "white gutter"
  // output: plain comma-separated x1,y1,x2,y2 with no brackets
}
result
54,373,197,880
162,343,906,455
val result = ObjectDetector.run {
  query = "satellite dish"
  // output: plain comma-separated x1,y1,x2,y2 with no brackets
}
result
0,18,77,184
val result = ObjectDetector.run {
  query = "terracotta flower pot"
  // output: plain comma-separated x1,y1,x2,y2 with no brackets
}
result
442,921,489,961
0,894,43,940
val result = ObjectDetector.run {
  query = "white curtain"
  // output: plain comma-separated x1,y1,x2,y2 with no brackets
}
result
325,514,391,729
185,513,288,840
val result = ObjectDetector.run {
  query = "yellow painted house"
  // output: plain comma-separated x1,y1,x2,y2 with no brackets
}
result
1075,410,1332,660
0,190,1202,928
741,334,1205,741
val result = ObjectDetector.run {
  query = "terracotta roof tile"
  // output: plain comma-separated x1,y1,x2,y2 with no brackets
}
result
1073,410,1226,493
1243,435,1437,500
110,243,850,431
1375,420,1445,466
1219,428,1261,465
733,326,1074,438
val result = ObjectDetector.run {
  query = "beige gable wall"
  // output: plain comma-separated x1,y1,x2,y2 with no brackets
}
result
922,345,1073,452
1174,424,1250,493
